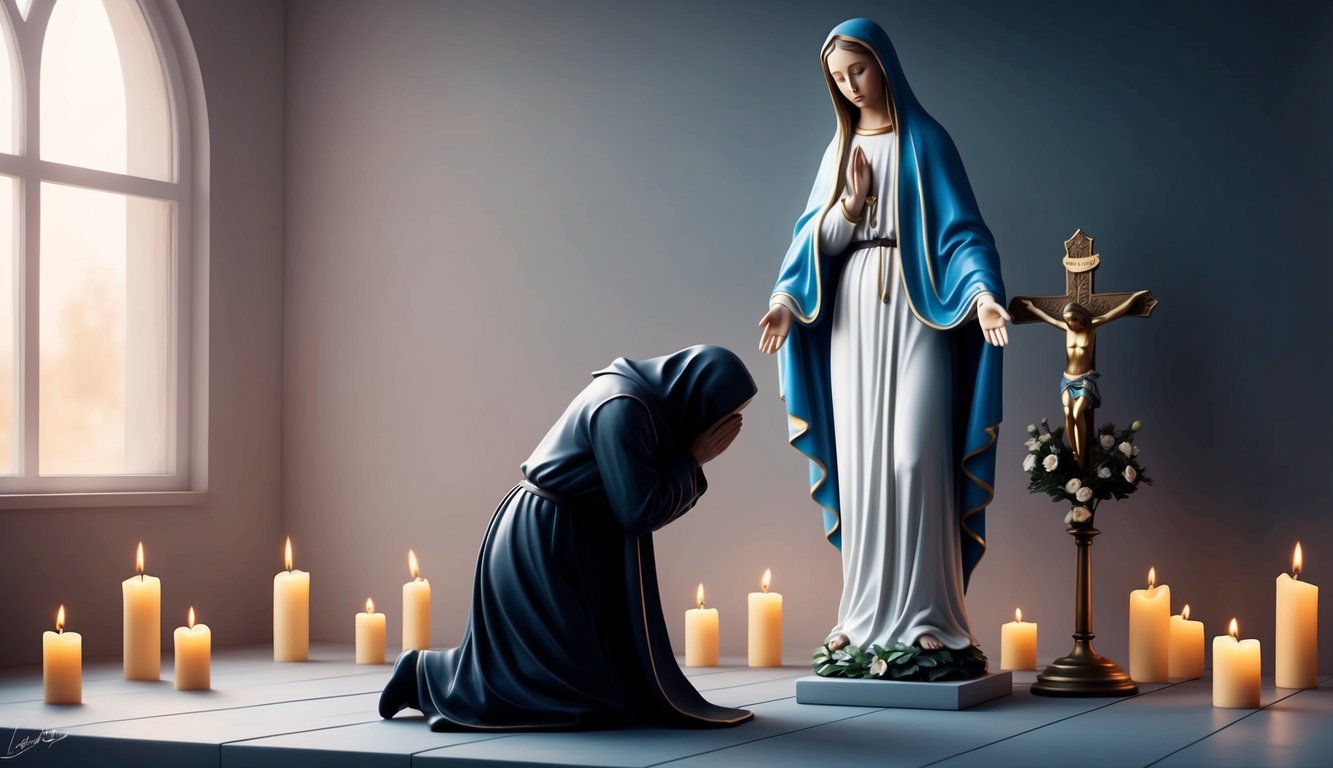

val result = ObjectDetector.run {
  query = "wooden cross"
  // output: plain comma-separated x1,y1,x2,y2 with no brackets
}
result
1008,229,1158,472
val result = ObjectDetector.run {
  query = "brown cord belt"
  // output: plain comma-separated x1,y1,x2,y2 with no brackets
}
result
847,237,897,251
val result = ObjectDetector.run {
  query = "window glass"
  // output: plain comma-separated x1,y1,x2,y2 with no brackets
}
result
39,182,173,475
41,0,173,181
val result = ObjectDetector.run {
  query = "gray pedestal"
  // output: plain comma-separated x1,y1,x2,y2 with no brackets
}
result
795,671,1013,710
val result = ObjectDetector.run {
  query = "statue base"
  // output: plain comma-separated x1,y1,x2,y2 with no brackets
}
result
795,672,1012,710
1030,642,1138,697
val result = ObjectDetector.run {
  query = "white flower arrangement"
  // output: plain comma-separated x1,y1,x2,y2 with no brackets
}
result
1022,419,1151,530
869,656,888,677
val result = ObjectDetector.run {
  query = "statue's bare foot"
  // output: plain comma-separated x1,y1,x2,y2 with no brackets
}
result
917,634,944,651
826,633,850,651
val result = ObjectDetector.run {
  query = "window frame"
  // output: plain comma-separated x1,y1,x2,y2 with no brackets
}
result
0,0,205,501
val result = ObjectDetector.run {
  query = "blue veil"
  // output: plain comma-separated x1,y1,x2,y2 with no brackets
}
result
770,18,1004,588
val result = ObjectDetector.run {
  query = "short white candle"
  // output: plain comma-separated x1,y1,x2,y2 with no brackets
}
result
356,598,386,664
1213,618,1260,708
1000,608,1037,671
173,606,211,691
1168,604,1205,679
43,606,82,705
685,584,719,667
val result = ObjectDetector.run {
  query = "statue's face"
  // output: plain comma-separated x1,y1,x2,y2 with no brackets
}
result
826,46,884,113
1064,311,1085,331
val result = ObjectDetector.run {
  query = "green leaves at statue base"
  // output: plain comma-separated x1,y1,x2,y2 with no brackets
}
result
811,642,987,681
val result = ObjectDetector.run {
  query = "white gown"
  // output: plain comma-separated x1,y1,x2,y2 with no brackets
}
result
821,129,974,650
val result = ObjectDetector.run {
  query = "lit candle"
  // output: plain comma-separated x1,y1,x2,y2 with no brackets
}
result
685,583,719,667
43,605,81,705
1275,542,1318,689
273,536,310,662
1000,608,1037,671
1168,603,1205,679
356,598,386,664
122,541,161,680
1129,566,1170,682
1213,618,1260,708
747,569,782,667
403,550,431,650
173,606,211,691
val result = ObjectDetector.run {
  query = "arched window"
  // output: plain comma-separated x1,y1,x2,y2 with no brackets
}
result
0,0,203,495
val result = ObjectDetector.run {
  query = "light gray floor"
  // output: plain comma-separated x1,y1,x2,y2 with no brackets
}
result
0,645,1328,767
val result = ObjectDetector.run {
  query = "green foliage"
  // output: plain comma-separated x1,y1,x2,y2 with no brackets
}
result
811,642,987,681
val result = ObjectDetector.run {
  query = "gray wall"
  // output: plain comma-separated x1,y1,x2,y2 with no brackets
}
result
0,0,285,668
267,0,1329,675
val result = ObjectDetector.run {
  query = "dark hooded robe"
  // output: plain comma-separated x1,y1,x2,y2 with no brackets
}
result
404,345,757,731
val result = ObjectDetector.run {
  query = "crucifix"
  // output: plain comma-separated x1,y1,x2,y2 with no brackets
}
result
1008,230,1158,473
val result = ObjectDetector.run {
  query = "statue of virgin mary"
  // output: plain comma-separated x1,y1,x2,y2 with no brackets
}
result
758,18,1009,654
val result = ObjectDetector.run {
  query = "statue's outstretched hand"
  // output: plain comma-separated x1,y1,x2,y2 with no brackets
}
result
758,305,792,354
977,295,1010,347
692,413,742,465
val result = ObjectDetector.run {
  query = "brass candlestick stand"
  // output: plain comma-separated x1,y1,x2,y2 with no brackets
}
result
1030,527,1137,697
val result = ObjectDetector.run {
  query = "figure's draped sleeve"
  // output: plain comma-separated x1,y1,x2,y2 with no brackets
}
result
591,397,705,537
818,196,857,256
769,138,839,322
769,138,846,548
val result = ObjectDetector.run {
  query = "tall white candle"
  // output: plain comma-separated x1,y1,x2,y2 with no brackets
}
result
685,583,719,667
43,605,81,705
748,569,782,667
173,606,211,691
1213,618,1260,708
274,536,310,662
1275,542,1318,689
122,541,161,680
357,598,386,664
1129,566,1170,683
403,550,431,650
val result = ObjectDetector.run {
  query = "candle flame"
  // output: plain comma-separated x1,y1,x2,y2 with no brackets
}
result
366,597,375,614
1229,618,1238,639
56,605,65,633
136,541,145,576
1015,608,1023,623
1182,604,1190,621
1148,566,1156,589
284,536,293,571
1293,542,1303,579
761,568,771,593
696,583,705,609
188,606,196,629
409,549,420,580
